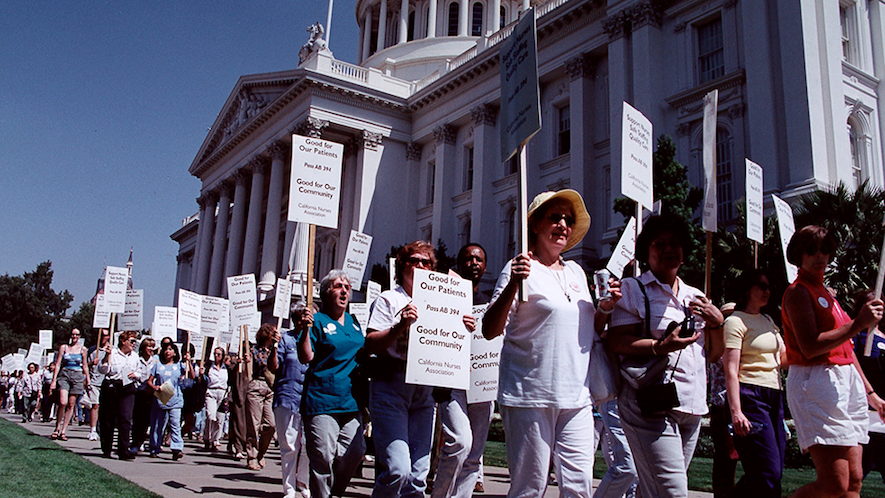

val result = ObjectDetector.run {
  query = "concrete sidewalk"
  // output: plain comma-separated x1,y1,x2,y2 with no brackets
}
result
4,412,711,498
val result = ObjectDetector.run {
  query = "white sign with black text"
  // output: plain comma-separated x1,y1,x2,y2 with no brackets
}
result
288,135,344,229
343,230,372,291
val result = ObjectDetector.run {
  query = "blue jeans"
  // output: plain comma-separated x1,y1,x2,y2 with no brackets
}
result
595,399,637,498
150,404,183,453
730,384,785,498
369,372,435,498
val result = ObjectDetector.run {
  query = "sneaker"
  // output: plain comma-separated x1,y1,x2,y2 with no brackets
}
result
234,451,245,461
172,450,183,461
298,488,311,498
88,431,99,441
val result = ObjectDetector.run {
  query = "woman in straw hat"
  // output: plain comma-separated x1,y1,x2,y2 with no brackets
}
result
483,189,614,498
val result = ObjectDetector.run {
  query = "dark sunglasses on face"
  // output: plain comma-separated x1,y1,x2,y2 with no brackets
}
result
406,256,432,267
547,213,576,228
804,244,832,256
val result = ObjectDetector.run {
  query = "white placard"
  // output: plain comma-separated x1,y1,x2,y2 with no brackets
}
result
467,305,501,403
349,302,369,332
11,353,25,372
153,306,178,337
405,270,472,389
104,266,129,313
219,300,232,345
367,281,382,308
177,289,202,333
228,274,258,330
607,217,638,278
120,289,144,331
201,296,226,339
772,194,798,282
39,330,53,350
25,342,43,367
343,230,373,291
746,159,764,244
273,278,292,320
93,294,111,329
621,102,653,209
288,135,344,229
247,312,261,343
389,257,396,290
702,90,719,232
43,353,55,368
1,353,13,372
499,8,541,163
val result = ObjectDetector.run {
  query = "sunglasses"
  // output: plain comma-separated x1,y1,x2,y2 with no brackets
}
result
406,256,432,267
547,213,576,228
754,282,770,292
804,244,832,256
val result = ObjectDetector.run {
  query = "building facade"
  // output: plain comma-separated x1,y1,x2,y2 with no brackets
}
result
172,0,885,305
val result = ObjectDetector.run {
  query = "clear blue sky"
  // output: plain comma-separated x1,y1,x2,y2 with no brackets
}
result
0,1,360,327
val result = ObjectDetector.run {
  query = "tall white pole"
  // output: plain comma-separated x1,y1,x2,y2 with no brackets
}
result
325,0,334,49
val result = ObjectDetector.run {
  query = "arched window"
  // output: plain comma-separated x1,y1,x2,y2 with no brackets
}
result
448,2,460,36
849,116,868,187
500,6,506,28
408,11,416,41
716,128,734,221
459,218,471,248
472,2,484,36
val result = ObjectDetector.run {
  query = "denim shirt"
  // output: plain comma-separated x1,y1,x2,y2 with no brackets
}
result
272,331,307,412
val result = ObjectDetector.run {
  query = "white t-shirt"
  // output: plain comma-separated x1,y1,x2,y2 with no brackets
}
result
367,286,412,361
490,259,595,409
610,272,709,416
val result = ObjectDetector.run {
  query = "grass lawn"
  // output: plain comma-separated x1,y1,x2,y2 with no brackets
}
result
0,418,160,498
484,441,885,497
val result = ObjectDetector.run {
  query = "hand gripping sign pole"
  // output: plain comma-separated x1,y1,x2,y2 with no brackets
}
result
701,90,719,296
499,9,541,300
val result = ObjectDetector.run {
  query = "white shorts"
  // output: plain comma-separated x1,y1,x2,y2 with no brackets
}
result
786,363,869,452
82,383,101,408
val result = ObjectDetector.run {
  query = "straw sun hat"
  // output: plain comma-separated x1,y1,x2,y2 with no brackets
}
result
526,189,591,252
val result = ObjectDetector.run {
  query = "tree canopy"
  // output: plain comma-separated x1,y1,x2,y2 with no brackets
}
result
0,261,73,355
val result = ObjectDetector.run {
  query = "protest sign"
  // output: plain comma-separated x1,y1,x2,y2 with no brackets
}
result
201,296,227,339
746,159,764,244
772,194,798,282
273,278,292,321
1,354,13,372
621,102,653,209
467,305,501,403
405,269,472,389
349,302,369,331
120,289,144,331
701,90,719,232
367,281,381,308
218,300,231,345
104,266,129,313
499,9,541,163
39,330,53,350
228,274,258,330
11,353,25,372
177,289,202,333
388,257,396,290
343,230,372,291
607,217,637,278
25,342,43,367
153,306,178,337
288,135,344,229
93,294,111,329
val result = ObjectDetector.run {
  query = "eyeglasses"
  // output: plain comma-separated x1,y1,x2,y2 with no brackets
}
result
804,244,832,256
129,339,138,344
754,282,770,292
406,256,432,267
547,213,576,228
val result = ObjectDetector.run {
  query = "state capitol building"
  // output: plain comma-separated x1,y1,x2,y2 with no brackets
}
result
171,0,885,306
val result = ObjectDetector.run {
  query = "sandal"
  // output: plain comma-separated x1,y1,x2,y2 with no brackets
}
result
59,433,68,441
50,431,59,440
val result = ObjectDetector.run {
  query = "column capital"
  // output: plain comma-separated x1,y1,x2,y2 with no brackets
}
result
630,1,663,30
406,142,422,161
248,157,267,176
233,167,250,185
723,0,737,9
216,181,233,199
470,104,497,126
433,124,457,146
602,10,630,40
295,117,330,138
565,55,594,80
358,130,383,151
197,191,218,208
268,142,286,161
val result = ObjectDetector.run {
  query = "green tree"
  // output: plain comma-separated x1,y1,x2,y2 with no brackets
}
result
0,261,73,354
613,135,704,283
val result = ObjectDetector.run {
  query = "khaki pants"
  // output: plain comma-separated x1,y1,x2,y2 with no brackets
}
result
245,379,275,461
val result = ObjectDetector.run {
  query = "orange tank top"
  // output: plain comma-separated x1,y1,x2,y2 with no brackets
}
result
782,270,855,366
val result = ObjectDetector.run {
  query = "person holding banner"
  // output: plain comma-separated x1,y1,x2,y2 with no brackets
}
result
97,331,140,460
244,323,280,470
20,362,41,423
86,329,111,441
298,270,366,498
849,291,885,486
50,328,90,440
722,270,786,498
130,336,156,454
432,243,492,498
482,190,604,498
203,347,229,451
147,340,194,460
608,213,725,498
366,240,476,498
781,226,884,498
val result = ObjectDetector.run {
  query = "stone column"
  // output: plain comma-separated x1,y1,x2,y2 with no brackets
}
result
490,0,501,33
629,2,663,128
208,182,232,297
190,195,209,291
399,0,410,43
362,10,373,61
195,191,218,295
470,105,497,249
378,0,388,51
566,55,598,256
459,0,469,36
224,169,249,283
432,124,457,242
352,131,384,233
242,159,266,276
522,0,529,13
258,142,286,294
603,10,630,234
427,0,437,37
